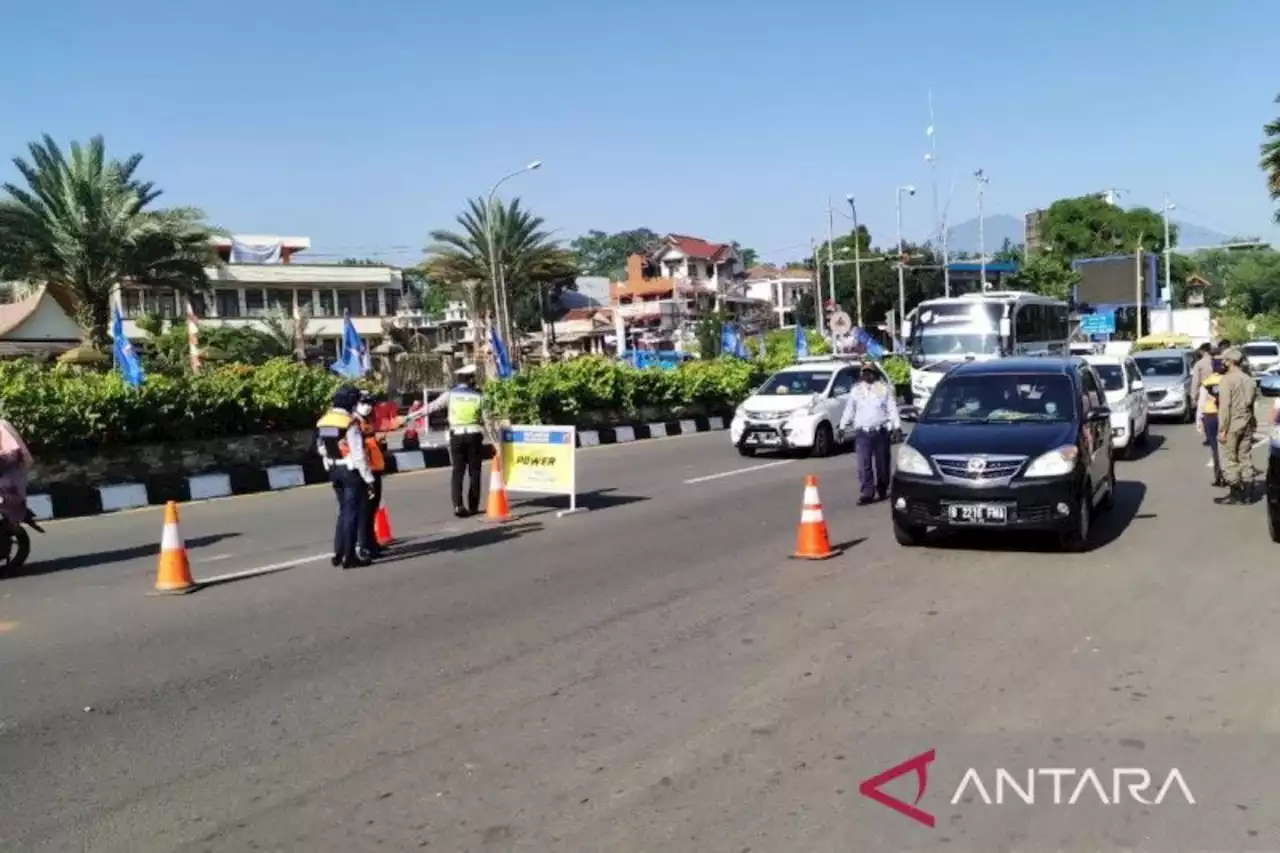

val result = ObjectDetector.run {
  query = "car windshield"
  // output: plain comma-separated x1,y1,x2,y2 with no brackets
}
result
756,371,831,395
921,374,1074,423
913,333,1000,358
1133,357,1185,378
1091,364,1125,392
1243,344,1278,358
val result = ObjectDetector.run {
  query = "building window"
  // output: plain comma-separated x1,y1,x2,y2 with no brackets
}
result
188,292,209,318
319,338,340,359
216,289,240,318
265,289,292,313
123,290,142,317
336,290,364,317
318,290,335,317
244,289,266,316
364,289,381,316
384,288,401,315
296,289,313,314
155,290,177,318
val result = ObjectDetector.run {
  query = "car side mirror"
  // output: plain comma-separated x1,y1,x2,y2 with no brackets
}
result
900,406,919,422
1130,380,1145,391
1086,406,1112,422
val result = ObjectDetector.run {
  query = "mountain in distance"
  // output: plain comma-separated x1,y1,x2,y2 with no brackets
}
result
942,214,1231,256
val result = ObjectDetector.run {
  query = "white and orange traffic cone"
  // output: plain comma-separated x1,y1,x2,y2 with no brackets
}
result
152,501,197,594
792,475,840,560
485,453,511,522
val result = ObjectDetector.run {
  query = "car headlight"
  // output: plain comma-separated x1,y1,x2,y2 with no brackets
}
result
896,444,932,476
1024,445,1079,478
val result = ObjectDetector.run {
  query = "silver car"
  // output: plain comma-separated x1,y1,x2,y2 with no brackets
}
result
1131,348,1196,423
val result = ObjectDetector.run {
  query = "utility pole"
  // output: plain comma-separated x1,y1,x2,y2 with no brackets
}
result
975,169,990,290
823,198,835,338
927,90,951,298
1135,231,1145,340
1162,194,1176,334
895,185,915,350
810,237,821,332
846,195,864,328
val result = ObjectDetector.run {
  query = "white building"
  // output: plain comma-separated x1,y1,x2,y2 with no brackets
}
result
743,265,815,328
116,234,405,356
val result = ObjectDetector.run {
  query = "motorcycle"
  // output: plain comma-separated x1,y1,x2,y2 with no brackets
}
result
0,507,43,574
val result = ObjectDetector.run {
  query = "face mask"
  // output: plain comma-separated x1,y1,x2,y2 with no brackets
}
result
861,373,876,384
355,403,373,417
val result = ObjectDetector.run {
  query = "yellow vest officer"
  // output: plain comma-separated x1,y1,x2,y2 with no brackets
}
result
423,364,486,516
317,385,374,567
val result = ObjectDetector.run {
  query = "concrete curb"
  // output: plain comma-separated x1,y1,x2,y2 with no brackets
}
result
28,414,731,520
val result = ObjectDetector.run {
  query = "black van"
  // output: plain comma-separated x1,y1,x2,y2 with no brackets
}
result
889,357,1116,552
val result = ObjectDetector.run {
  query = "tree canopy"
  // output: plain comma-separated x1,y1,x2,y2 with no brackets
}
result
1263,93,1280,224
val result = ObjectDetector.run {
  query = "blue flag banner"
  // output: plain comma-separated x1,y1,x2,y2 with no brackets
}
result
855,326,886,359
112,308,144,388
794,323,809,358
720,323,748,359
329,313,367,379
489,324,513,379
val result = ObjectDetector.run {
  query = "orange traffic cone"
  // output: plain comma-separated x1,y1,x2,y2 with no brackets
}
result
485,453,511,522
792,475,840,560
374,506,393,546
152,501,197,594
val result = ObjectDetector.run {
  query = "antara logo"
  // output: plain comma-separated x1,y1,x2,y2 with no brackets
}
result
859,750,1195,828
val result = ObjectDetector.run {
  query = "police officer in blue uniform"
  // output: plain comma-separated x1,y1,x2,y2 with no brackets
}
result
316,385,375,568
839,363,901,504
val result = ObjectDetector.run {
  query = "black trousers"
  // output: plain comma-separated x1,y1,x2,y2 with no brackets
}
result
854,428,891,500
359,472,383,553
450,432,484,512
330,468,367,563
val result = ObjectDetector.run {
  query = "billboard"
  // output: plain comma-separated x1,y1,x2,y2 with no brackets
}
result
1073,253,1159,307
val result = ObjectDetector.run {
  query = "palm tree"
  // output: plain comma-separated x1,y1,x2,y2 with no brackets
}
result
1264,94,1280,223
0,135,221,349
423,197,577,350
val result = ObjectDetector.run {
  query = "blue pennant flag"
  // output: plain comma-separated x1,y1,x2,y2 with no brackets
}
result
720,323,749,359
854,326,886,360
112,308,144,388
489,323,512,379
794,322,809,358
329,312,367,379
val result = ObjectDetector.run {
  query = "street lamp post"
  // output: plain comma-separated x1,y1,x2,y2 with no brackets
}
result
1162,193,1176,333
895,185,916,350
485,160,542,358
974,169,990,291
845,194,863,328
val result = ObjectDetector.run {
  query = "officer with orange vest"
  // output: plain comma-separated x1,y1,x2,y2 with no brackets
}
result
354,391,388,558
316,386,375,568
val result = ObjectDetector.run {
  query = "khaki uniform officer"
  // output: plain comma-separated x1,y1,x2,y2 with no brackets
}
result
1215,347,1258,505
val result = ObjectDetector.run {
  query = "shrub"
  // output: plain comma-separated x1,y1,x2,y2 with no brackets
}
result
0,358,382,454
881,355,911,386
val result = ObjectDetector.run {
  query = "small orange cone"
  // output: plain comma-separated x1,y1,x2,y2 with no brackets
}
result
792,475,840,560
152,501,197,594
374,506,393,546
485,453,511,522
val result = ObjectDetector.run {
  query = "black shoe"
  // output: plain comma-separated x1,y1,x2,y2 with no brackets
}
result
330,555,342,567
1212,477,1226,488
857,496,874,506
454,507,470,518
341,555,372,569
875,491,887,502
1214,485,1243,505
468,505,480,517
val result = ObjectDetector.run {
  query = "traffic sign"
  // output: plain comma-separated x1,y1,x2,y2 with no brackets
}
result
829,311,853,336
1079,312,1116,335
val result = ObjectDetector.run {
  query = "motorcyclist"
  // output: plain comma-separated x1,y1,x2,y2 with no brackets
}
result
0,418,33,527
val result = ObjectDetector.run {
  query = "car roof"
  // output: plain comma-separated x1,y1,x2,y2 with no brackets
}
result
778,359,877,372
1131,348,1188,359
947,357,1080,378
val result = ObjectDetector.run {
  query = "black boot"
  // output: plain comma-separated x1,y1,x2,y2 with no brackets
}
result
1212,476,1226,488
1214,485,1243,505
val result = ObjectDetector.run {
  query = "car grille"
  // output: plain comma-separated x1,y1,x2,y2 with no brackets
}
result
930,454,1027,482
1146,389,1166,401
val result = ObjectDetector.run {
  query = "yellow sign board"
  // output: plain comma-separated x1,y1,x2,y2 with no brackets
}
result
499,426,583,515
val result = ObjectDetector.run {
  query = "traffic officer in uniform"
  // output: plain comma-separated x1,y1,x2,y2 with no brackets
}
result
354,391,388,558
316,385,375,568
1214,347,1258,505
838,362,901,505
1195,353,1225,487
421,364,486,517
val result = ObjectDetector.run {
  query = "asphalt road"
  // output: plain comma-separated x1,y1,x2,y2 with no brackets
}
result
2,417,1280,852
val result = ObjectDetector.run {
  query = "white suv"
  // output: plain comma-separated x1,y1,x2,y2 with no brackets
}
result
1083,354,1150,458
1243,340,1280,375
730,357,891,457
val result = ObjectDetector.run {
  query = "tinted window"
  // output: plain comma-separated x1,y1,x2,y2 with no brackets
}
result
1243,343,1279,357
1091,364,1125,392
921,373,1075,423
1133,356,1186,377
916,332,1000,357
757,371,831,395
830,369,856,396
1080,367,1103,409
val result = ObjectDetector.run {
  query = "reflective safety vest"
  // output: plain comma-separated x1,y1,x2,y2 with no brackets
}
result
1202,373,1222,416
447,386,483,428
360,420,386,472
316,409,355,459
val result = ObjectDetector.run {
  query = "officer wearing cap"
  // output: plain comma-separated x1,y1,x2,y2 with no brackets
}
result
420,364,486,516
838,362,900,504
316,385,374,568
1214,346,1258,505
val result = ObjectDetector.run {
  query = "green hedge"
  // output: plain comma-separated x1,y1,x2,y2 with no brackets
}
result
0,358,376,454
482,354,913,426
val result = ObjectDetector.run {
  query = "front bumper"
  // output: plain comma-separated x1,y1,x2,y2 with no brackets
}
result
1145,388,1189,417
891,472,1082,533
730,414,820,449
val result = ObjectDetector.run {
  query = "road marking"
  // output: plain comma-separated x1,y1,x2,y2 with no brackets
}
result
684,460,793,484
198,552,330,586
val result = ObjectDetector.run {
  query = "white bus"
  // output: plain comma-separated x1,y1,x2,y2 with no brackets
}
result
902,291,1071,406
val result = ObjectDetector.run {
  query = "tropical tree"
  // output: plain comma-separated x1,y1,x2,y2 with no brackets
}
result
0,135,220,348
423,197,577,346
1262,93,1280,223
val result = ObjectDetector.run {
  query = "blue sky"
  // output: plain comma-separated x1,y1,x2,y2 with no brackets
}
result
2,0,1275,266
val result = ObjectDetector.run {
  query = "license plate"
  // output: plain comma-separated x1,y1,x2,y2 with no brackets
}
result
747,433,781,446
947,503,1007,524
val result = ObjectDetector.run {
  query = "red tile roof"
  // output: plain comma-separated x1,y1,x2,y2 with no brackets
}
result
665,234,734,261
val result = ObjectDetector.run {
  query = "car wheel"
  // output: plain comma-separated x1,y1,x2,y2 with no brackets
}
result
737,445,756,458
1058,487,1092,553
807,422,834,458
893,518,925,547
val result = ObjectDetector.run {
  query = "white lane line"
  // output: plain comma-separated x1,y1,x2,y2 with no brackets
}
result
684,460,793,484
198,552,330,586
